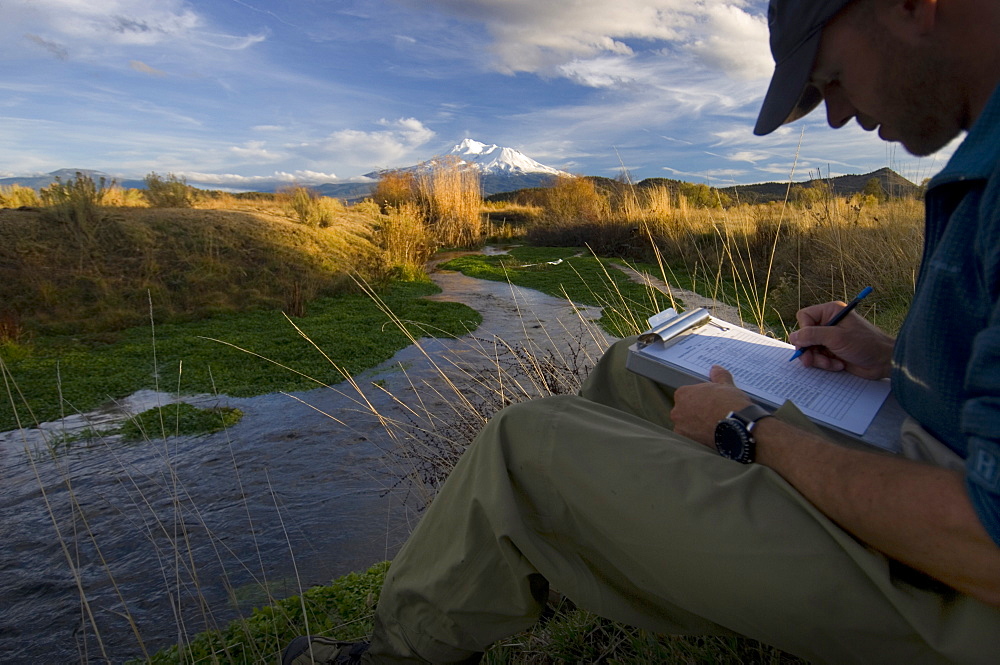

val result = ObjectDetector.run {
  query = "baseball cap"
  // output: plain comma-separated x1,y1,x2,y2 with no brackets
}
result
754,0,854,136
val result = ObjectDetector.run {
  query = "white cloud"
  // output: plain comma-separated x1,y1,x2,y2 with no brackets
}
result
229,140,283,161
177,170,340,185
400,0,770,84
728,150,772,163
6,0,264,61
687,3,771,79
323,117,436,166
557,56,638,88
699,168,747,179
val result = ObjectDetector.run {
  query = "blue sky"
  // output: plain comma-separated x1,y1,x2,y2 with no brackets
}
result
2,0,956,189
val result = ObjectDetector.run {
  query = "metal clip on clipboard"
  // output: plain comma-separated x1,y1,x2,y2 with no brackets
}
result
636,307,725,349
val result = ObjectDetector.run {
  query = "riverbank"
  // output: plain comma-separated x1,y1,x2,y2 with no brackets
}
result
0,254,615,663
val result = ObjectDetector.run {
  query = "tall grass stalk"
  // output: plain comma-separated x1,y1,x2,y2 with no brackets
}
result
416,157,483,248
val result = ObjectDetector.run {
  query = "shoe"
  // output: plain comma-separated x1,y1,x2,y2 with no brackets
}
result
281,636,370,664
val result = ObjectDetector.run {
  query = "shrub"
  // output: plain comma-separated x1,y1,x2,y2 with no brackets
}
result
541,175,609,225
862,176,887,202
144,172,193,208
678,181,731,208
100,185,147,207
0,184,40,208
285,186,341,227
373,170,417,212
40,171,105,209
526,176,612,248
376,202,433,280
39,172,107,240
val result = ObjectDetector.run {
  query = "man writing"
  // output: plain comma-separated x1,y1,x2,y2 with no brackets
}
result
286,0,1000,662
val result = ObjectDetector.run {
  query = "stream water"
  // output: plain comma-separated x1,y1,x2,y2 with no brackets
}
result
0,258,614,664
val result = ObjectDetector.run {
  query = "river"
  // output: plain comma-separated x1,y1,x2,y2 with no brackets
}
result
0,258,614,663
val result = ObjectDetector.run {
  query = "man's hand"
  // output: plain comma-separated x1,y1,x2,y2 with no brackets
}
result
671,365,752,448
788,301,896,379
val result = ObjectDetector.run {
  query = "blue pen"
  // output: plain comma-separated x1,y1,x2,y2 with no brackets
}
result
789,286,873,362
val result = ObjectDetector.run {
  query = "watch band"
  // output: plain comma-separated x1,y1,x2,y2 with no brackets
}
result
728,404,772,429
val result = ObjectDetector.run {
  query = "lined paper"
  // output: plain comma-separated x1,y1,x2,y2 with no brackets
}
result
639,318,891,435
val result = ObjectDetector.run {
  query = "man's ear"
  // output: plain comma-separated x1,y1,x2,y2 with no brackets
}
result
882,0,939,42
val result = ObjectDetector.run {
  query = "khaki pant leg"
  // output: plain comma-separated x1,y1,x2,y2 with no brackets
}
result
370,394,1000,664
578,336,677,428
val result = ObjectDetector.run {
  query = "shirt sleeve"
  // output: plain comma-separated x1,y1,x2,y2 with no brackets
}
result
961,181,1000,547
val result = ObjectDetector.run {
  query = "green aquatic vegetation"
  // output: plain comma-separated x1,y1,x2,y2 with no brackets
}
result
118,403,243,441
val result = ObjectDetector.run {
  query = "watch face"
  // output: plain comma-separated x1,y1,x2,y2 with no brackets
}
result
714,419,754,464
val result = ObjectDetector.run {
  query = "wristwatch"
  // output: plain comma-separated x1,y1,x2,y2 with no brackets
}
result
714,404,773,464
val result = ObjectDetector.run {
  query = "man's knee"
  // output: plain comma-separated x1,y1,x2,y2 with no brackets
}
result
480,395,576,441
470,395,581,468
596,337,638,368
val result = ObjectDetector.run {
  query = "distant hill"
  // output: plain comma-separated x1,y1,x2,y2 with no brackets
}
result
2,163,920,206
1,169,119,190
314,181,379,201
719,167,920,204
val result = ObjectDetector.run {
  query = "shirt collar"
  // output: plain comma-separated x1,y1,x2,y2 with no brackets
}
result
929,82,1000,189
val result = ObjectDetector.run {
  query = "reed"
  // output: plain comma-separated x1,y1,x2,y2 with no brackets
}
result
415,156,483,249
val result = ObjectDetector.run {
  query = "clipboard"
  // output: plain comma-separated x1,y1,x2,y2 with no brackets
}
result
626,307,907,453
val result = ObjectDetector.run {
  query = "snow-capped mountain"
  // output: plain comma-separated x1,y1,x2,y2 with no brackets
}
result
353,139,568,197
445,139,567,177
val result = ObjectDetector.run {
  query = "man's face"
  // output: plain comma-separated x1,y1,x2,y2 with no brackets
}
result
808,3,961,156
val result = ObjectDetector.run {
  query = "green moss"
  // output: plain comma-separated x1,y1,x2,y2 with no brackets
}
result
136,562,390,665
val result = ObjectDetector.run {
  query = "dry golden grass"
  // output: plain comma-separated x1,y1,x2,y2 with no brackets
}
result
0,205,380,335
0,184,41,208
416,156,483,248
522,178,923,333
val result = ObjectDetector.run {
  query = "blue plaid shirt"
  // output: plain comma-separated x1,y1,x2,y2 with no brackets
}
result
893,83,1000,546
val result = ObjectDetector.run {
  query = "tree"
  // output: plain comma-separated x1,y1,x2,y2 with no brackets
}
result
862,177,887,202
